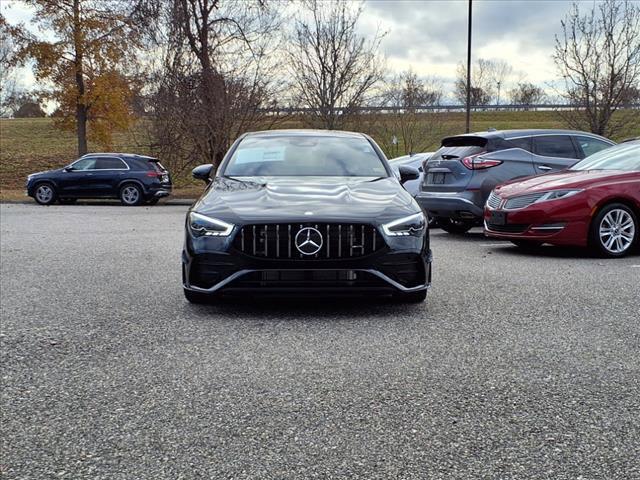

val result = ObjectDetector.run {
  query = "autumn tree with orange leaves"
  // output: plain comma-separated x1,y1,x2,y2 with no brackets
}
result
15,0,154,155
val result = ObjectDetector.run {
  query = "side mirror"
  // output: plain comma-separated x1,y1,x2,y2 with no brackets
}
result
398,165,419,184
63,166,74,172
192,164,213,183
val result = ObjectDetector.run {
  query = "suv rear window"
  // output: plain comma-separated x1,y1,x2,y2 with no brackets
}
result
441,136,488,148
149,161,167,173
430,136,489,162
429,146,485,161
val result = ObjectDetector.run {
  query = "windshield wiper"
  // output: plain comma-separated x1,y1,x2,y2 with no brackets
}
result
221,175,268,187
222,175,253,183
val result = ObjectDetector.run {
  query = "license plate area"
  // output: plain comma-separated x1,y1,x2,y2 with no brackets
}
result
429,172,446,184
489,211,507,225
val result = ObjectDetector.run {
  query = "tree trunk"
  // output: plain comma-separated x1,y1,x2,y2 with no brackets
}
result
76,102,88,156
73,0,88,156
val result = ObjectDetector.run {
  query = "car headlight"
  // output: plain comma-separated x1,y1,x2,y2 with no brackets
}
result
535,189,583,203
188,212,234,237
382,212,426,236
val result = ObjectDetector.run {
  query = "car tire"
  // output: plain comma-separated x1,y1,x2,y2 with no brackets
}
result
511,240,543,250
394,290,427,303
146,198,160,205
439,218,475,234
58,198,77,205
119,183,143,206
589,203,638,258
34,182,57,205
184,288,217,304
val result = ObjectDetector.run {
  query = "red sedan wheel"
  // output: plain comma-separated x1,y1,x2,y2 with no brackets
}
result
590,203,638,257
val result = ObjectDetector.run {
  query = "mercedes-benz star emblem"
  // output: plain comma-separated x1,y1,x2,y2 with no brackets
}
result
294,227,323,255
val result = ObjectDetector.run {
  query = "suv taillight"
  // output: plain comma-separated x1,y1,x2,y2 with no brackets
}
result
461,152,501,170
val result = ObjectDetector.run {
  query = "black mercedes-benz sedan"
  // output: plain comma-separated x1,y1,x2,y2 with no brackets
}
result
26,153,172,206
182,130,432,303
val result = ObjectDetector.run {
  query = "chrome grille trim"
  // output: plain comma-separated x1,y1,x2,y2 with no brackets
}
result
504,193,545,210
487,191,502,209
233,223,385,259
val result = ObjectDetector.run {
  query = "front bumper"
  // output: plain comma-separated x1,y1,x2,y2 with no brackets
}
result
483,200,591,247
416,191,484,220
182,232,432,297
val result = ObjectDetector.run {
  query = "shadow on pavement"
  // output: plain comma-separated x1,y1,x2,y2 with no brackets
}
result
182,294,427,319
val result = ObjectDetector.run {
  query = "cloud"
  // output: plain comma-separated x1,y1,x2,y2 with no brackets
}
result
360,0,578,89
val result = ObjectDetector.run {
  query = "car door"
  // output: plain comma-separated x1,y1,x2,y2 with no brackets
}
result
532,135,581,172
93,157,129,196
56,157,97,196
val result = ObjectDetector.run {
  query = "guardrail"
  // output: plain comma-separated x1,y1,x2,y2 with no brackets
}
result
259,103,640,114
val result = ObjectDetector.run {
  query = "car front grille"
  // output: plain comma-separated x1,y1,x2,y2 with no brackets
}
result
504,193,545,210
486,223,529,233
487,191,502,209
233,223,386,259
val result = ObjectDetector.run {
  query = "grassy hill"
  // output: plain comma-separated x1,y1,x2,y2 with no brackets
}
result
1,111,638,199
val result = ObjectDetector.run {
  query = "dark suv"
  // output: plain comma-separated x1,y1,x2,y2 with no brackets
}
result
27,153,172,206
416,129,615,233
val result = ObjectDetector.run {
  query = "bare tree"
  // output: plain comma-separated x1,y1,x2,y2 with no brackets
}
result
454,58,513,106
144,0,284,174
369,71,444,156
490,60,513,105
0,15,19,117
509,82,546,108
287,0,385,130
553,0,640,137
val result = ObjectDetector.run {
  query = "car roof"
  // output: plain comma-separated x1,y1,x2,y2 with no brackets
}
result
81,153,158,161
454,129,613,142
243,129,367,139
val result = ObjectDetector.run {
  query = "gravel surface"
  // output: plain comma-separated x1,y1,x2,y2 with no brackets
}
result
1,203,639,479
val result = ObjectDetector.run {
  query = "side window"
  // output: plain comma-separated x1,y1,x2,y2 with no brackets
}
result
95,157,127,170
533,135,578,159
508,137,532,152
71,158,96,170
575,136,612,158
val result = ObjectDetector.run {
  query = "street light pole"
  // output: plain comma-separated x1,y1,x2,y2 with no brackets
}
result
465,0,472,133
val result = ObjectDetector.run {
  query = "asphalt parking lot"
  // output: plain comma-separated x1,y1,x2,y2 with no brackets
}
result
1,203,639,479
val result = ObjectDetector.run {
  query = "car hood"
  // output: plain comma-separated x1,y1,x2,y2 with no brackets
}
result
193,176,418,224
496,169,634,197
29,168,63,177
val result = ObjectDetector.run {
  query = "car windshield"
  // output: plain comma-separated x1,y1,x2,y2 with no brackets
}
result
223,135,389,177
570,142,640,171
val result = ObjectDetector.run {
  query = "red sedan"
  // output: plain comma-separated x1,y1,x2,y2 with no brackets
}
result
484,141,639,257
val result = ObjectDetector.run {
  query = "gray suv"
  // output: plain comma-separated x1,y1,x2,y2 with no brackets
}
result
416,129,615,234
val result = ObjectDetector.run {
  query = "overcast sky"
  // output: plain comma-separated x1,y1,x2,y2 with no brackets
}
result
358,0,578,99
3,0,584,101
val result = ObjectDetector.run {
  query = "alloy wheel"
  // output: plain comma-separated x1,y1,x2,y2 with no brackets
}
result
121,186,140,205
599,208,636,254
36,185,54,204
